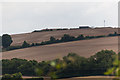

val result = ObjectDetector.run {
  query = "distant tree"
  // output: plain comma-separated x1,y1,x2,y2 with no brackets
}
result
108,32,118,36
77,34,84,40
114,32,117,35
61,34,75,42
2,34,13,48
114,32,117,34
50,36,56,42
55,39,61,43
40,41,46,45
35,43,41,46
22,41,30,48
31,43,35,46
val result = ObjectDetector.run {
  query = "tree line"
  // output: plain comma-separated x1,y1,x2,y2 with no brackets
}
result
2,32,119,51
2,50,116,79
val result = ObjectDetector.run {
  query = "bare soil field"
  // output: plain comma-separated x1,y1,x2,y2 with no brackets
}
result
22,76,116,80
57,76,116,80
11,28,118,46
2,36,118,62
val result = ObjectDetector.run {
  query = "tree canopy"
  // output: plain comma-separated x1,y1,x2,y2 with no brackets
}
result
2,50,116,79
22,41,30,48
2,34,13,48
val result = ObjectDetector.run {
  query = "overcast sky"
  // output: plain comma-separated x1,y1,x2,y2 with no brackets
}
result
1,2,118,35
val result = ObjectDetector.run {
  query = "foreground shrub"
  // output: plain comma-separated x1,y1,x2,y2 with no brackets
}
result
2,50,116,79
2,72,23,80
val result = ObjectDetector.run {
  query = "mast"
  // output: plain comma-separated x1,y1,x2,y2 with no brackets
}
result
104,20,105,27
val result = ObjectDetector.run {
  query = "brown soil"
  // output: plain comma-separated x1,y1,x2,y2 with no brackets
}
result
2,36,118,62
57,76,116,80
11,28,118,46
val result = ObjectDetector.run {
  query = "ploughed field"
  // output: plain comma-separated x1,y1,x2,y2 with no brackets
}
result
11,28,118,46
22,76,116,80
2,36,118,62
57,76,116,80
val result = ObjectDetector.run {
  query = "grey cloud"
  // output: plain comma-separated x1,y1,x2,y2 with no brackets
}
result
2,2,118,35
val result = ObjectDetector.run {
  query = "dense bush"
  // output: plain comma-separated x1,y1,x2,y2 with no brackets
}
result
56,50,116,78
2,72,23,80
2,50,116,79
87,50,116,75
2,58,38,76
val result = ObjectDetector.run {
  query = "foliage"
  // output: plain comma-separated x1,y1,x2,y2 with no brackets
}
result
6,46,21,51
22,41,30,48
5,41,30,51
2,50,116,79
108,32,118,36
2,34,13,48
33,28,68,32
2,58,37,76
2,72,23,80
61,34,75,42
88,50,116,75
104,52,120,78
50,36,56,43
77,34,84,40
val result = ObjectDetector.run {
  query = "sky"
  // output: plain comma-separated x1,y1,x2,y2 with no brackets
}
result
0,1,119,35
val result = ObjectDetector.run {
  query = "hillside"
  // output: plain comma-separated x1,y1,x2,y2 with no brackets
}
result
2,36,118,62
11,28,118,46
